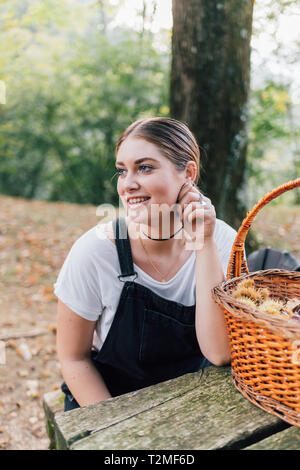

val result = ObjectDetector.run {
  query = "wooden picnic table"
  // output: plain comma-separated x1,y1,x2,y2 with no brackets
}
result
43,366,299,450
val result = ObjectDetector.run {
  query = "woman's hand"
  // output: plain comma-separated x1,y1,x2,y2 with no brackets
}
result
177,180,216,249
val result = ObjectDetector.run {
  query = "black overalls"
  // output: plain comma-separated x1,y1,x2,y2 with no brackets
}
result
61,216,210,411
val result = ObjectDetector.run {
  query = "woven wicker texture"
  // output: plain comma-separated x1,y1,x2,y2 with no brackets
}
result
212,178,300,427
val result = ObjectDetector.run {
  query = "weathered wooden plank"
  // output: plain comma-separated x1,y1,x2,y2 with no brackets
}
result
42,390,65,449
53,369,204,449
55,367,287,450
244,427,300,450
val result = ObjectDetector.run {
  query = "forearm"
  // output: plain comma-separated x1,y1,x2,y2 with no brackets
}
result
195,239,231,366
60,357,112,407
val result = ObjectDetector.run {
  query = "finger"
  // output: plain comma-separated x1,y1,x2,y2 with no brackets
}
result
176,189,197,217
199,194,211,204
182,201,205,219
182,198,209,212
187,208,205,223
176,181,190,203
183,203,215,225
180,189,203,206
197,194,214,210
178,185,194,203
179,179,202,199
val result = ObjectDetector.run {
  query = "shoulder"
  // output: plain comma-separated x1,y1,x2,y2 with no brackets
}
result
214,218,237,240
67,223,116,267
97,221,116,245
213,218,237,255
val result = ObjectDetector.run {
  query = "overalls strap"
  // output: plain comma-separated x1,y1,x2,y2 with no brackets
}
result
112,217,138,282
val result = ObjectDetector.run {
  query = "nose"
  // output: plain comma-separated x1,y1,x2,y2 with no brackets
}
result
118,172,140,194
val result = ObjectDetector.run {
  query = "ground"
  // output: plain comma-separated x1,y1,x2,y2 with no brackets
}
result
0,194,299,450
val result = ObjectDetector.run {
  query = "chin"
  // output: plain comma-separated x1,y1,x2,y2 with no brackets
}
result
126,206,149,225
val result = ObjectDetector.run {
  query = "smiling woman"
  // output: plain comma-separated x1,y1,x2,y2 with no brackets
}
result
54,117,237,411
115,118,201,239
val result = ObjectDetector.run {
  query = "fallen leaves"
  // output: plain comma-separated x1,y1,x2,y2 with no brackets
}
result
30,422,44,439
25,274,38,286
26,380,40,398
5,335,57,360
30,285,57,302
0,195,100,449
40,370,51,378
17,370,29,377
16,343,32,361
46,324,56,334
0,438,10,449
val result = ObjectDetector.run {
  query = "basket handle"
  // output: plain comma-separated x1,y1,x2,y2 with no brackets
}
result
227,177,300,279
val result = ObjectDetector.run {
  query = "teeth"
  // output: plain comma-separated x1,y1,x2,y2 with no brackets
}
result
128,197,149,204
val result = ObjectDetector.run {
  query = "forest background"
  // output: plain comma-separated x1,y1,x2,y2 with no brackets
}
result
0,0,299,210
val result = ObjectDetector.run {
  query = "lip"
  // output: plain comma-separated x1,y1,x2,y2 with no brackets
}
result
126,196,151,203
126,194,150,202
126,196,151,207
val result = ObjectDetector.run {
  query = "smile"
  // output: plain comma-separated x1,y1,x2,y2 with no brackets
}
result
127,197,151,206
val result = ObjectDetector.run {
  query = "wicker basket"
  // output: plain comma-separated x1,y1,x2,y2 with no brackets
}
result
212,178,300,427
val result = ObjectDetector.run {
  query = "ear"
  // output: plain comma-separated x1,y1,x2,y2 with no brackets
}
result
184,161,197,183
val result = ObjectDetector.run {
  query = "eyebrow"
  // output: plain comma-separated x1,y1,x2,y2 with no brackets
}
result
115,157,159,166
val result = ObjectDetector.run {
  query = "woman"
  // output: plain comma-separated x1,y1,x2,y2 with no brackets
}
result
55,117,235,412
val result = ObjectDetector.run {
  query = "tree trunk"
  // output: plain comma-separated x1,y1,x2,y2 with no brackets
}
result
170,0,254,232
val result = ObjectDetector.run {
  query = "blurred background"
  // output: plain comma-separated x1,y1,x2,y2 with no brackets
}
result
0,0,299,450
0,0,299,211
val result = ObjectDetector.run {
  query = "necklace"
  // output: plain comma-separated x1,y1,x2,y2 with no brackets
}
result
139,236,178,282
141,224,183,241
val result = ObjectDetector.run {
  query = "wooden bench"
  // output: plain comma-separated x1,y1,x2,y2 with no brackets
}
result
43,366,299,450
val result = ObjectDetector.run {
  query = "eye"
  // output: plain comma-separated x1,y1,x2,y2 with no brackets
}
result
115,164,154,177
138,165,153,173
115,168,126,177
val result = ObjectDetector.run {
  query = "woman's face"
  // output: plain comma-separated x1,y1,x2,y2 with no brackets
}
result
116,137,190,226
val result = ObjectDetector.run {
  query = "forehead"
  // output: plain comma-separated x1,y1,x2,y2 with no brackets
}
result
116,137,166,163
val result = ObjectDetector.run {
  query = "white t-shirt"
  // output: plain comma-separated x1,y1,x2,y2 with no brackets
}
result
54,219,238,351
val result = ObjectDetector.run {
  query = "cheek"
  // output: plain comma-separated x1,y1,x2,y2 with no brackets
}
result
116,174,179,202
151,181,165,195
156,177,179,195
117,178,124,196
149,177,179,200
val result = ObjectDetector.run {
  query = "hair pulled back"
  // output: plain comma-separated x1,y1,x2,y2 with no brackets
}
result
116,117,201,185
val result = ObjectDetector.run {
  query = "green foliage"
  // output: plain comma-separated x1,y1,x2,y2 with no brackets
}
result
0,0,298,207
0,0,170,204
247,81,300,206
248,0,300,205
248,82,291,164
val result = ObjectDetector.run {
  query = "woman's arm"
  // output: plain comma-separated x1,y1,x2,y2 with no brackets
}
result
56,300,112,407
194,240,231,366
179,181,231,366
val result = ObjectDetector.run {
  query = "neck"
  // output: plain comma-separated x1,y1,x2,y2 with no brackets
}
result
145,211,182,237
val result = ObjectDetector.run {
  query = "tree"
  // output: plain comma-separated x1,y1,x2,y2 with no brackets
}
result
170,0,254,232
0,0,169,205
